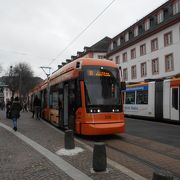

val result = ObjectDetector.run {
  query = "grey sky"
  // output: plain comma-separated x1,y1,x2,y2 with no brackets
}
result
0,0,167,79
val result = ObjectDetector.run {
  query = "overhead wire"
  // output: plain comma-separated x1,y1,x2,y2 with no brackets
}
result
48,0,117,66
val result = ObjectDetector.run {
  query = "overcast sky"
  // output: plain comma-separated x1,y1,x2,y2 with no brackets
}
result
0,0,167,79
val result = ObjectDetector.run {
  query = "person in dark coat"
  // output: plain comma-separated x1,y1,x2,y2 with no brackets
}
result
6,99,12,118
32,95,41,120
10,96,22,131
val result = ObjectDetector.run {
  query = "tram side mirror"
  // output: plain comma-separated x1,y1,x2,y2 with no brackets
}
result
120,81,126,90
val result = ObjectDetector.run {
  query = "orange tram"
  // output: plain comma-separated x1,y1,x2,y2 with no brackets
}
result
29,58,126,135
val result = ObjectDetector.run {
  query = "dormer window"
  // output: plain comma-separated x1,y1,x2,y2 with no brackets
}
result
113,41,117,49
173,0,180,15
134,26,138,37
157,10,164,24
138,24,143,34
129,31,133,39
84,47,89,52
144,19,150,31
110,42,113,50
150,17,155,27
125,32,129,42
120,36,124,44
117,37,121,46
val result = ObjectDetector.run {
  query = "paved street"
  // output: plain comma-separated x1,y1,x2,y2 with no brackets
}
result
125,117,180,148
1,110,180,180
0,127,71,180
0,110,134,180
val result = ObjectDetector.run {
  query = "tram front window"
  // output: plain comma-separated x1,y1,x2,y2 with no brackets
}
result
84,67,121,106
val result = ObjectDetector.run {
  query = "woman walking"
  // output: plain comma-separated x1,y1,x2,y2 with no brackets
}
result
10,96,22,131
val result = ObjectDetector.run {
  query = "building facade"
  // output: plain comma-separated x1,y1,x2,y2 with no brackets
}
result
107,0,180,82
3,86,12,102
75,36,111,60
0,82,12,104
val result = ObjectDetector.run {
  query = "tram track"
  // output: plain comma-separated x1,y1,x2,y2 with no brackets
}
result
105,141,180,179
37,117,180,179
115,134,180,161
76,133,180,179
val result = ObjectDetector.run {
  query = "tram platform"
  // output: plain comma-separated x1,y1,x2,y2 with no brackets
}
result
0,110,145,180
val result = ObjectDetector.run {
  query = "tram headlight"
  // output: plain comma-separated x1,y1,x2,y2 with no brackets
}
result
112,109,115,112
89,109,101,113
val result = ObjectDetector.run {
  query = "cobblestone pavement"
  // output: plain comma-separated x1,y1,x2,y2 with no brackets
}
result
0,127,72,180
0,110,134,180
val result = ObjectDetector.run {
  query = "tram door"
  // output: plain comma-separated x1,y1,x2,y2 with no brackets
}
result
171,87,179,121
63,84,69,127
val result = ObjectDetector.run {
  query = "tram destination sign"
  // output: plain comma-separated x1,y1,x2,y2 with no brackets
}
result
87,69,111,77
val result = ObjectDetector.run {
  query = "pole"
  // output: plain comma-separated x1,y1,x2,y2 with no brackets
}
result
40,66,52,109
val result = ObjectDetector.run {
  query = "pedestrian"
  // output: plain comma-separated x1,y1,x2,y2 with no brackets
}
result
10,96,22,131
22,100,28,112
0,100,5,110
6,99,12,119
32,95,41,120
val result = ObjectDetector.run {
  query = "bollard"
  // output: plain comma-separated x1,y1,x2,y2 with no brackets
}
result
152,170,174,180
64,130,75,149
93,142,107,172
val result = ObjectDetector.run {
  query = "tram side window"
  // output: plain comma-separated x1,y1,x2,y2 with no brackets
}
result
49,94,52,108
52,92,58,110
136,90,148,104
42,89,47,108
172,88,178,110
125,92,135,104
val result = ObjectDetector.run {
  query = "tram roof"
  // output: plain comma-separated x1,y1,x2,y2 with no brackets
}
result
50,58,118,81
29,58,118,94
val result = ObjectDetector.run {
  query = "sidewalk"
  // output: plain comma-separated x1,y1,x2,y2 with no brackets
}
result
0,110,140,180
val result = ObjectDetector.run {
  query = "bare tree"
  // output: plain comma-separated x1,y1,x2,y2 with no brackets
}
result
2,66,18,97
3,62,42,99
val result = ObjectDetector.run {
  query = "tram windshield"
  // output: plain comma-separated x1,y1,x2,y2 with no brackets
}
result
84,66,121,106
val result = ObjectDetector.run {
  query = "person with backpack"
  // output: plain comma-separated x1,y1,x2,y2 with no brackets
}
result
10,96,22,131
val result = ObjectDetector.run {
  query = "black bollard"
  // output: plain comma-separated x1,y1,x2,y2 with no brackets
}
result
64,130,75,149
93,142,107,172
152,170,174,180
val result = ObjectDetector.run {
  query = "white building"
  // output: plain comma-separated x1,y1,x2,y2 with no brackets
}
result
3,86,12,102
107,0,180,82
